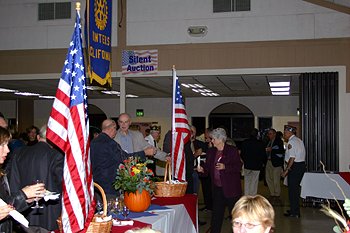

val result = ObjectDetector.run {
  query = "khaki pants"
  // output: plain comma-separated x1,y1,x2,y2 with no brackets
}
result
244,169,260,196
265,160,282,196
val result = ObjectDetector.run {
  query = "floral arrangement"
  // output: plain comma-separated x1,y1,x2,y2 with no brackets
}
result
113,157,154,194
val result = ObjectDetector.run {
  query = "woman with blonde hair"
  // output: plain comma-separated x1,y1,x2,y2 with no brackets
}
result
0,126,46,232
231,195,275,233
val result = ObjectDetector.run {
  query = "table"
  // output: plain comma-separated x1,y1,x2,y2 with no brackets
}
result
111,220,151,233
112,194,198,233
152,194,198,230
300,172,350,200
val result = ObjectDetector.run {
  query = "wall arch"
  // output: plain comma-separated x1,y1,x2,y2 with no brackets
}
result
208,102,254,145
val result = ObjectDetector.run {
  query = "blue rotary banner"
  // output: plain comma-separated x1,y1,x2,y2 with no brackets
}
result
86,0,112,89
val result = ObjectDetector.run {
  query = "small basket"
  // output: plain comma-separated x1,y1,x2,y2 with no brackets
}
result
57,182,112,233
154,161,187,197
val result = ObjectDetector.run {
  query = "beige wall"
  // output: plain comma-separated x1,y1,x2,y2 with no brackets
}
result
1,38,350,90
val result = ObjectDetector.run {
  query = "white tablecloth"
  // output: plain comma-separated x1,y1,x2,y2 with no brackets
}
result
135,204,196,233
300,172,350,200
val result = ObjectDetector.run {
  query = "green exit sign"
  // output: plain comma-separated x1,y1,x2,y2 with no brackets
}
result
136,109,144,117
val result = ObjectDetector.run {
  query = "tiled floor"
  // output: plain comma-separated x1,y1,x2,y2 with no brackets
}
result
198,180,336,233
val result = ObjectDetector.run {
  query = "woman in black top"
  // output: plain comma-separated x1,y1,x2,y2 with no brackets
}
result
0,126,45,232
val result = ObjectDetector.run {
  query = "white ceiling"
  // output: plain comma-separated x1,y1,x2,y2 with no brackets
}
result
0,73,300,100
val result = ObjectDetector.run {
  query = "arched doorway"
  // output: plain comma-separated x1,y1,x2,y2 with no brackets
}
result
88,104,107,129
209,102,254,147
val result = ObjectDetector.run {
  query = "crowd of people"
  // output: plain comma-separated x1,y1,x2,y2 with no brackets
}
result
0,110,306,233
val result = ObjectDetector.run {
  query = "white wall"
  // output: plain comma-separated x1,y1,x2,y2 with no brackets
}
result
0,0,118,50
0,0,349,49
127,0,350,45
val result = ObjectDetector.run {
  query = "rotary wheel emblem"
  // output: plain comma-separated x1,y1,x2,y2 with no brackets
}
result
94,0,108,30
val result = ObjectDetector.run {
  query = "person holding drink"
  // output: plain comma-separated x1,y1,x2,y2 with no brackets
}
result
198,128,242,233
9,125,64,232
0,126,45,232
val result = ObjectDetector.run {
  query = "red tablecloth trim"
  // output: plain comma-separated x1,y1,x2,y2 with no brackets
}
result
151,194,198,229
111,220,151,233
339,172,350,185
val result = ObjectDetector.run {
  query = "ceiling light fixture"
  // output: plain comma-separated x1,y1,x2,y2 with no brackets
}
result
272,91,290,95
269,81,290,87
87,86,106,91
270,87,290,92
101,90,120,95
126,94,138,98
0,88,16,93
188,26,208,37
15,92,40,96
194,84,204,88
39,95,55,99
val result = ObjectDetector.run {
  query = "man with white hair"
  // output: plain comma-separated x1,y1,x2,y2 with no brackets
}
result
281,125,306,218
91,119,155,197
144,125,169,176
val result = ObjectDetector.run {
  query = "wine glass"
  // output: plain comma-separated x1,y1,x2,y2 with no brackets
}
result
121,206,129,220
31,180,44,209
96,200,103,214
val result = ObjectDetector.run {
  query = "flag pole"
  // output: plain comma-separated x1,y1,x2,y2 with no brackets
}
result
171,65,176,181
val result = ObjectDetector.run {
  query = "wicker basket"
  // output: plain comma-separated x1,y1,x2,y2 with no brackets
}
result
57,182,113,233
154,161,187,197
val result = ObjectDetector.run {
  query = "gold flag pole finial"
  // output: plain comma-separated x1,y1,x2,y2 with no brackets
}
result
172,65,175,70
76,2,81,11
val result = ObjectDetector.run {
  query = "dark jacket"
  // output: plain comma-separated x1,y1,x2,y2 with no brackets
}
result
203,144,242,198
240,137,266,170
90,133,145,196
9,141,64,231
268,137,285,167
0,174,28,233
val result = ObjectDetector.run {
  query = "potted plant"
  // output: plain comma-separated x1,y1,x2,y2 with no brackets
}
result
113,157,154,212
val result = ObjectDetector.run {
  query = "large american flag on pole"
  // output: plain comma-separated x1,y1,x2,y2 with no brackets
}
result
172,67,191,181
47,5,95,233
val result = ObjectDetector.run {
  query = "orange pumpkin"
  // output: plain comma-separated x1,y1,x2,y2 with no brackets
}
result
124,189,151,212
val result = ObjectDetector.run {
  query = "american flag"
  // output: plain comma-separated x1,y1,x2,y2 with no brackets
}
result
121,50,158,75
46,8,95,233
172,68,191,181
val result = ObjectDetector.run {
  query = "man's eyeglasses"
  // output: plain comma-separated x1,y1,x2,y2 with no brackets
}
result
232,221,261,229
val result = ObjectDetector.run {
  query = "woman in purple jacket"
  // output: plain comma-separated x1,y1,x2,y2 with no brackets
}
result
198,128,243,233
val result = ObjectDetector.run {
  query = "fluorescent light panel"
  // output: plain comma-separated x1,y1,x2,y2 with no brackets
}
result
270,87,290,92
15,92,40,96
0,88,16,93
101,90,120,95
39,95,55,99
269,81,290,87
126,94,138,98
272,91,290,95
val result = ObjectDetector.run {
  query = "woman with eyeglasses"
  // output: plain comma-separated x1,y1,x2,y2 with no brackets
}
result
0,127,45,232
231,195,275,233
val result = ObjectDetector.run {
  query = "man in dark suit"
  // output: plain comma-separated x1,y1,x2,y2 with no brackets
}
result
9,125,64,232
265,128,285,201
90,119,155,197
240,128,266,195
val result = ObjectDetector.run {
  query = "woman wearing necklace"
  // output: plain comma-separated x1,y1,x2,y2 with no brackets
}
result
198,128,243,233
